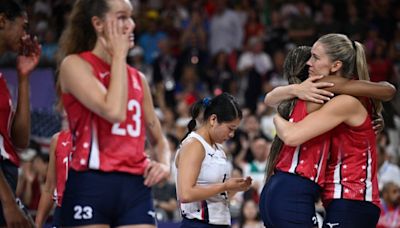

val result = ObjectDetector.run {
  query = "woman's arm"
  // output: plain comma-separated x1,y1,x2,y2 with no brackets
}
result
319,76,396,101
11,35,41,148
264,75,334,107
274,95,364,146
35,133,58,228
177,140,250,203
59,54,128,123
140,73,171,187
59,19,130,123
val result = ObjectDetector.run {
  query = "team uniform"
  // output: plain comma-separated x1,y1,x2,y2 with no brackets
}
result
60,52,155,226
0,73,22,226
175,132,231,228
322,100,380,228
259,100,330,228
51,130,72,227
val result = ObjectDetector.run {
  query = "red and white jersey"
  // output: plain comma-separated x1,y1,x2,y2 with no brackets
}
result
62,52,148,174
322,105,380,207
275,99,331,187
54,130,72,207
0,73,19,166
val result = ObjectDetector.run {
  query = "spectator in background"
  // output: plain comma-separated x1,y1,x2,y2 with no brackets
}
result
127,46,153,85
264,49,288,93
175,64,208,102
40,29,58,66
166,133,179,184
232,199,264,228
237,36,273,111
364,26,381,58
17,146,48,211
314,2,342,37
243,8,265,46
208,0,244,57
178,7,209,90
138,10,167,64
368,39,399,160
235,136,270,195
174,94,195,141
229,165,245,221
377,182,400,228
264,9,289,54
287,1,315,46
159,0,188,55
237,36,273,78
206,51,236,96
180,8,208,51
378,144,400,191
152,37,178,109
152,181,178,222
343,3,367,41
369,40,394,83
0,1,40,227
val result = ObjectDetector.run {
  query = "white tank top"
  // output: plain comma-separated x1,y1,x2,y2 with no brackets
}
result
175,132,232,225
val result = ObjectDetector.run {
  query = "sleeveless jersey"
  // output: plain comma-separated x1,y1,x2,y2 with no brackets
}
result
0,73,19,166
322,103,380,207
62,52,148,174
175,132,231,225
275,99,330,187
53,130,72,207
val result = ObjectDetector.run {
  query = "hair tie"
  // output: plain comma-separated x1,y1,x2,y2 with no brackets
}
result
202,97,211,107
352,40,357,50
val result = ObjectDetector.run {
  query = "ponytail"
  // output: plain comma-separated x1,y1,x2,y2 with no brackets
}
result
353,41,382,115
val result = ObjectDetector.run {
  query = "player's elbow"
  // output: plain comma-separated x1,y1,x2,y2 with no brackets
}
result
264,94,277,107
102,108,126,123
280,132,303,147
381,82,397,101
179,192,194,203
109,113,126,123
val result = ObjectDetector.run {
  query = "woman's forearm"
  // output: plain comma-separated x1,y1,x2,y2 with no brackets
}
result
320,76,396,101
264,84,298,107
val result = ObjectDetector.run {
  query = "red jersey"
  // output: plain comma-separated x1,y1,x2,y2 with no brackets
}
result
62,52,148,174
275,100,331,187
322,104,380,207
0,73,19,166
54,130,72,207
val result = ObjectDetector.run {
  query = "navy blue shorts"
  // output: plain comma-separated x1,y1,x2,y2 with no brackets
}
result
323,199,380,228
259,171,320,228
60,170,156,227
0,160,19,226
180,217,230,228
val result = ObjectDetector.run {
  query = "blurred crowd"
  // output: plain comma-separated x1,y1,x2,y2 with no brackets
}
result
1,0,400,227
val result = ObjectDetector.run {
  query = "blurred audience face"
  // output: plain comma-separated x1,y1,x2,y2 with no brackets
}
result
243,115,260,135
243,200,259,220
382,182,400,206
250,137,270,161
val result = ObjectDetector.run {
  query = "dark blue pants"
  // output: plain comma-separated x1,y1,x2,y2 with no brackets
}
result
323,199,380,228
60,170,156,227
259,171,320,228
